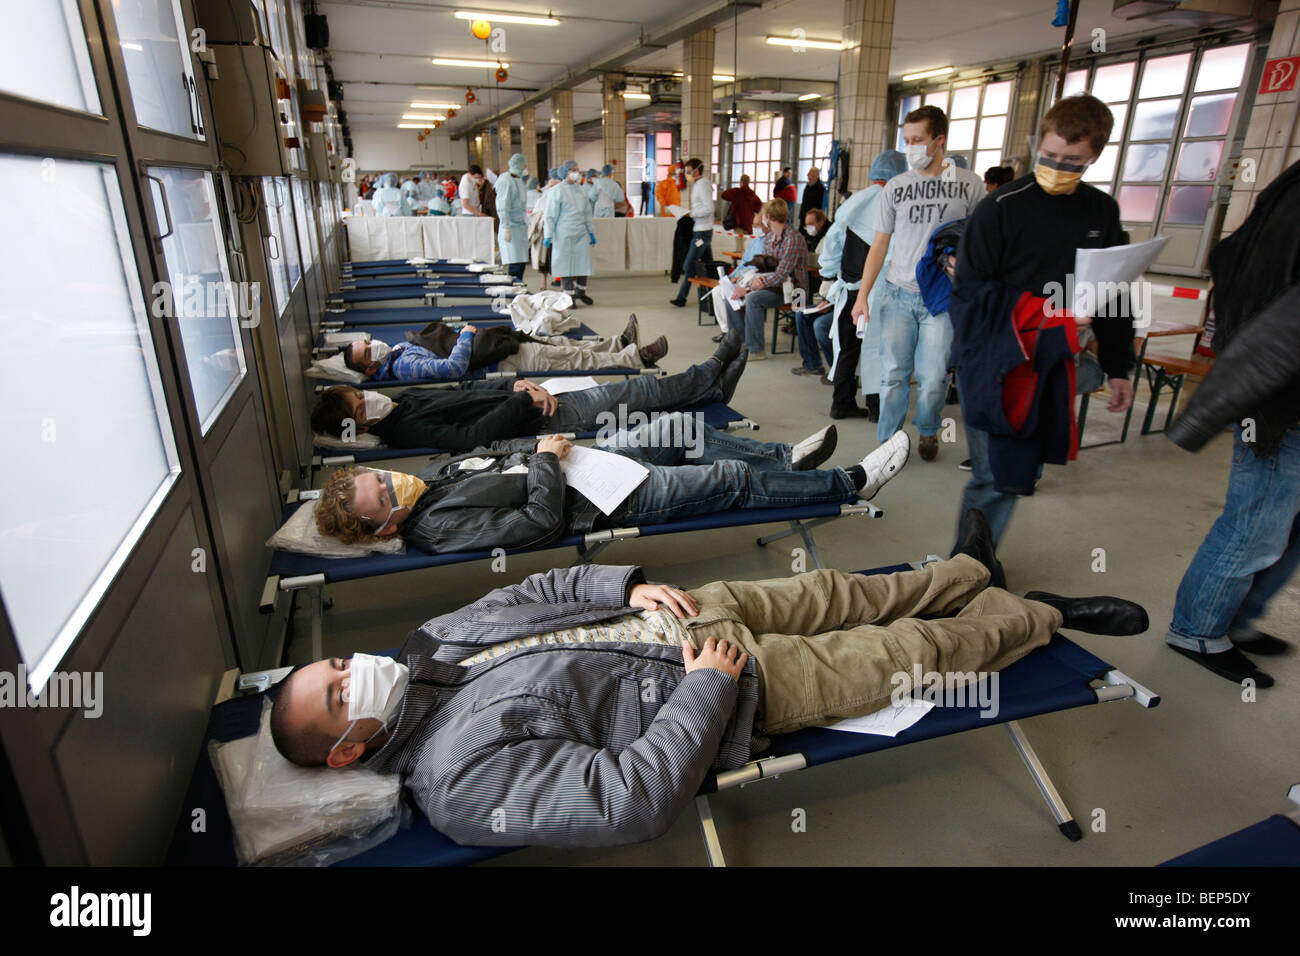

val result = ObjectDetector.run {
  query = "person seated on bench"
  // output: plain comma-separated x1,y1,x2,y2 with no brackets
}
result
313,417,911,555
721,199,809,362
269,510,1149,848
310,331,751,454
342,315,667,384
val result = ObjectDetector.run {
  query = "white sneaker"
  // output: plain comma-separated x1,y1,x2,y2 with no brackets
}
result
791,425,837,471
855,430,910,500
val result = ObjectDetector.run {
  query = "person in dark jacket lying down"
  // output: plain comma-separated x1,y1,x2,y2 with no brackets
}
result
312,417,912,555
310,330,747,453
269,521,1149,849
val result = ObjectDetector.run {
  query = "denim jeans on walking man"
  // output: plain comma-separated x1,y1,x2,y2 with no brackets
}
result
597,412,857,527
548,357,722,433
675,232,713,303
1166,424,1300,654
876,279,954,444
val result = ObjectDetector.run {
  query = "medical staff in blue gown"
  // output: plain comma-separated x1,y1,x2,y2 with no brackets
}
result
591,164,626,218
496,153,531,280
544,164,596,304
372,173,413,216
524,176,542,215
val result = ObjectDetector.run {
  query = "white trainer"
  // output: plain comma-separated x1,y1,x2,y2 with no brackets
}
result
856,430,911,500
791,425,838,471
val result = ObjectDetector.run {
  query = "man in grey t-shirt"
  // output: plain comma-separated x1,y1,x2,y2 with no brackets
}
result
852,106,983,459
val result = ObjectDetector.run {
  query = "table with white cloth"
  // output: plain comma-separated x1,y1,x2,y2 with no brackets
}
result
344,216,495,263
588,218,628,275
626,217,676,272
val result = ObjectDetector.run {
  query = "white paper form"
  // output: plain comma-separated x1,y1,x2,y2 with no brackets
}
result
1072,236,1170,319
666,204,688,219
559,445,650,515
820,698,935,737
717,272,747,311
538,376,601,395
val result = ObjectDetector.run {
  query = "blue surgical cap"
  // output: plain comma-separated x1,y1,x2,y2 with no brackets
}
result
869,150,906,182
600,164,614,177
562,159,578,173
508,153,527,175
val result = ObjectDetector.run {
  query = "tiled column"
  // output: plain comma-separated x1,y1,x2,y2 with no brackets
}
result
550,89,575,165
487,126,502,173
602,72,628,190
520,105,538,178
1225,0,1300,236
837,0,894,192
1007,58,1045,174
681,29,715,162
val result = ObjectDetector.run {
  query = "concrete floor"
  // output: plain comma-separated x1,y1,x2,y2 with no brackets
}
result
291,270,1299,866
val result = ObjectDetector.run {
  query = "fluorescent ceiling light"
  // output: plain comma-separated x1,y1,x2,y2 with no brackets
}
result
902,66,955,81
671,72,735,82
398,123,437,129
432,57,509,69
765,36,844,51
403,113,446,121
453,10,559,26
798,92,821,101
410,102,460,110
623,92,651,101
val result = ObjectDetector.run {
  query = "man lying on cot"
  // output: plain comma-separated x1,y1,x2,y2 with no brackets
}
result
340,315,670,383
311,413,910,555
270,511,1150,848
310,330,750,454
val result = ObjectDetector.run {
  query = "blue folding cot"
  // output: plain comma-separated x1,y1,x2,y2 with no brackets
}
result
178,563,1159,867
1160,786,1300,866
331,283,524,306
322,304,516,327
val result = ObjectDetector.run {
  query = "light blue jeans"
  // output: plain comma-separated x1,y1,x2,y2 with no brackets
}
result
876,280,954,442
1166,425,1300,653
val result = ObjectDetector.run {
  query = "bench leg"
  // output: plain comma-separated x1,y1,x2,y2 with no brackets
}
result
695,795,727,867
1004,720,1082,841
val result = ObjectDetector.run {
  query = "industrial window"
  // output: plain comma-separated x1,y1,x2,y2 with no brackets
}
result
146,166,248,434
730,114,786,200
896,79,1014,177
0,0,100,114
110,0,205,140
798,108,834,204
0,154,180,692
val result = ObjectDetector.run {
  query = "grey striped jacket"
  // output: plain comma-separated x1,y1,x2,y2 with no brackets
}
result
364,564,761,847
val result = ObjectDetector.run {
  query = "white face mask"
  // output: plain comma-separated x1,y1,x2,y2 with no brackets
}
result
366,340,391,365
566,171,581,183
331,654,410,757
804,224,816,235
362,390,394,422
905,143,932,171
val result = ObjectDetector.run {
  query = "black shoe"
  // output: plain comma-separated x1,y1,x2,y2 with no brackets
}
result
717,349,748,405
958,459,973,471
829,406,872,420
792,366,827,377
1229,627,1291,655
669,298,686,308
576,292,593,306
711,333,726,343
791,425,838,471
1168,644,1275,687
863,396,880,421
1025,592,1150,636
713,328,743,367
956,508,1006,590
638,335,668,367
620,313,640,348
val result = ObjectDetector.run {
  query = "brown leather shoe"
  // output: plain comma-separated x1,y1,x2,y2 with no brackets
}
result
918,435,939,461
639,335,669,367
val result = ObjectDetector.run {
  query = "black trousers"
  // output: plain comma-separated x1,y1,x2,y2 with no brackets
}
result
670,215,695,283
831,295,864,415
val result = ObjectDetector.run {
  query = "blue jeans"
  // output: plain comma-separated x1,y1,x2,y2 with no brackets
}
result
796,308,834,370
599,413,856,527
953,409,1019,554
675,232,713,303
548,357,721,432
876,280,954,442
1166,425,1300,654
724,287,782,353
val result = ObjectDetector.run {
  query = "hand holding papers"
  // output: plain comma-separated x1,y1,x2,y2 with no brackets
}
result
557,445,649,515
1068,235,1170,323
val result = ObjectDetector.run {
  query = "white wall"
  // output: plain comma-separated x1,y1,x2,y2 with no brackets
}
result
353,130,469,173
573,140,604,174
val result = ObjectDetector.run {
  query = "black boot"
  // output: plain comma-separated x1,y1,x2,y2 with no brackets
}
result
955,508,1005,590
1024,592,1149,636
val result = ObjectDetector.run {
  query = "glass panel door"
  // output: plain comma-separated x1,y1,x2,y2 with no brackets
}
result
0,0,100,113
111,0,204,139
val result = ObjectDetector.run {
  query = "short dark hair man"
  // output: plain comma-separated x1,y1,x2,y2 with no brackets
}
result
270,536,1147,848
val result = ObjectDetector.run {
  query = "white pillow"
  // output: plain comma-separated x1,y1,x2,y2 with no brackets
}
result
321,331,370,347
479,274,514,284
266,498,405,558
313,431,384,451
307,351,367,384
210,700,402,866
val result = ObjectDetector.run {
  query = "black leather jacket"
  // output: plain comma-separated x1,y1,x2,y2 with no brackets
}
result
399,440,602,554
